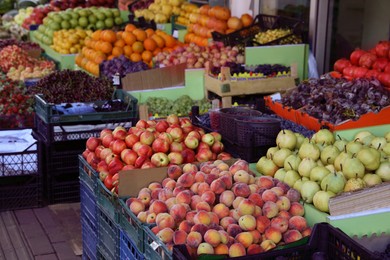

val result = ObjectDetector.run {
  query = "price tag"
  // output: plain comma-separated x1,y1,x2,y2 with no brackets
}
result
270,92,282,101
157,24,165,30
172,30,179,38
150,241,160,251
112,74,120,86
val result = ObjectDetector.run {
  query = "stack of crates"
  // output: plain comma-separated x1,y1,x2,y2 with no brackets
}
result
33,89,138,204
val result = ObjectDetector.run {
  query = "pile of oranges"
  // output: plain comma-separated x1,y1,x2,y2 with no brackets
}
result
75,24,183,76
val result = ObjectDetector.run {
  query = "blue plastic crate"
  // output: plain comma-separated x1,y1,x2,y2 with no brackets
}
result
97,205,119,260
81,214,98,260
80,178,97,225
120,229,145,260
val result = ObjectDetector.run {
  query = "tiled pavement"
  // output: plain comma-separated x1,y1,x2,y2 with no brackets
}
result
0,203,82,260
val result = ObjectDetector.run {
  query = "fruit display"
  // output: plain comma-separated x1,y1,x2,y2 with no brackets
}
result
28,69,114,103
82,115,233,190
100,55,150,78
256,128,390,213
125,159,311,257
50,0,86,10
145,95,211,117
209,63,291,78
128,0,154,13
253,28,302,45
76,26,182,75
134,0,186,24
332,40,390,87
0,72,34,128
21,5,56,29
33,7,123,46
154,41,244,69
279,74,390,125
0,38,41,51
51,28,92,54
0,45,55,77
173,2,198,26
13,7,34,25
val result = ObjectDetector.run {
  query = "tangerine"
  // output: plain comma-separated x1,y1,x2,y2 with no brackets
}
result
123,45,133,57
99,41,113,54
91,30,102,41
114,39,126,48
153,47,162,56
131,41,144,53
162,34,176,48
145,28,155,38
130,52,142,62
143,38,157,51
125,24,137,32
101,30,117,43
122,31,136,46
141,50,153,62
151,34,165,48
112,46,124,57
133,29,147,42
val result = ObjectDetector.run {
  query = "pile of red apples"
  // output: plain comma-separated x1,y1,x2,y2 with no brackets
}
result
128,159,311,258
82,115,232,192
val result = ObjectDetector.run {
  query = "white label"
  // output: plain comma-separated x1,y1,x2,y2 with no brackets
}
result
157,24,165,30
172,30,179,38
270,92,282,101
150,241,159,251
112,75,120,85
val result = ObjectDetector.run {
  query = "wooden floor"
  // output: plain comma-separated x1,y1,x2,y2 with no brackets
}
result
0,203,82,260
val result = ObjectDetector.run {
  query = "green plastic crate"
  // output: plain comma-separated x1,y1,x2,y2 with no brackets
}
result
143,226,172,260
97,179,119,223
35,89,138,124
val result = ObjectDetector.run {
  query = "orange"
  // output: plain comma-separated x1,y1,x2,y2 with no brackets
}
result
84,37,92,48
162,34,176,48
99,41,113,54
141,50,153,62
91,30,102,41
151,34,165,48
143,38,157,51
93,51,106,64
145,28,155,38
101,30,117,43
116,31,123,39
114,39,126,48
133,28,147,41
125,24,137,32
122,31,136,46
107,55,115,60
90,62,99,76
152,47,162,56
131,41,144,53
75,54,83,65
112,46,124,57
130,52,142,62
123,45,133,57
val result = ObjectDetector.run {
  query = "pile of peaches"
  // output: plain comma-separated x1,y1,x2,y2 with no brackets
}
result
128,159,311,258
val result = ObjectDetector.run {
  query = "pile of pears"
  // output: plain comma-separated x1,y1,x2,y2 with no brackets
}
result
256,128,390,213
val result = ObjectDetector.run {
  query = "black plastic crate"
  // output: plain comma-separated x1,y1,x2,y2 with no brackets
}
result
0,142,43,211
223,137,268,163
172,223,381,260
235,116,280,147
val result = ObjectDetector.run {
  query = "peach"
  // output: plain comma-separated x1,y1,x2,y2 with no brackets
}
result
288,215,308,232
162,177,174,187
194,171,206,182
249,230,262,244
204,229,222,247
186,210,197,224
193,210,212,226
197,182,211,196
228,243,246,257
148,182,162,191
186,231,202,248
283,229,303,244
146,213,156,224
200,163,215,174
170,204,188,223
151,226,160,235
201,190,216,205
253,206,262,217
210,167,222,176
178,220,193,234
256,176,275,189
229,159,249,174
157,227,174,243
270,216,289,233
247,244,264,255
270,186,284,196
158,188,174,201
278,210,292,219
137,211,148,222
210,179,227,194
302,227,312,237
176,190,192,205
138,187,151,195
238,215,256,231
216,162,229,171
137,192,151,206
265,227,282,244
190,182,200,194
256,215,271,233
165,197,177,210
214,244,229,255
204,173,219,185
220,216,237,230
220,174,233,189
227,224,242,238
150,188,162,200
196,201,211,212
212,203,230,219
177,172,195,188
219,190,235,207
232,183,251,198
249,175,255,185
286,188,301,203
218,230,230,244
190,195,202,210
289,202,305,216
156,213,175,229
235,231,253,248
262,201,279,219
197,243,214,255
248,193,264,207
167,164,183,180
232,196,245,209
237,199,256,216
173,186,187,197
276,196,291,211
261,190,278,203
260,239,276,251
164,179,177,191
249,183,261,194
149,200,168,214
230,209,241,221
191,224,208,237
276,181,291,194
209,212,220,225
129,199,145,215
173,230,188,245
183,163,198,173
233,170,251,184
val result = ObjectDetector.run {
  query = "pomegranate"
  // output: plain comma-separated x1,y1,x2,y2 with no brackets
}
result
350,49,366,65
375,41,390,58
352,67,368,78
359,53,377,68
334,58,352,73
378,72,390,87
365,70,380,79
372,58,388,72
343,66,356,78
